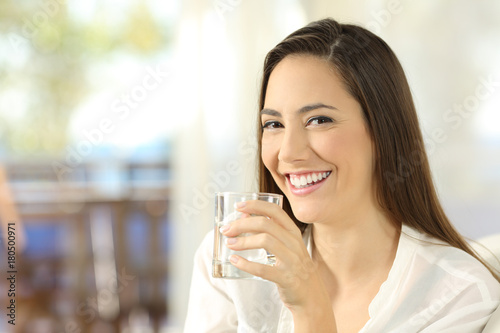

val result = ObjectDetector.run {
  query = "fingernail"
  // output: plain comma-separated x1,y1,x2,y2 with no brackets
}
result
219,225,230,233
236,201,246,209
229,255,239,264
226,237,237,245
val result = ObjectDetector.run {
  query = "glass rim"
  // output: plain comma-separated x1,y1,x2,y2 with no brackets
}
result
214,191,283,199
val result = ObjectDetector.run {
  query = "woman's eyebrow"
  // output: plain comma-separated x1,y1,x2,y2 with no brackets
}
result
298,103,337,113
260,108,281,117
261,103,337,117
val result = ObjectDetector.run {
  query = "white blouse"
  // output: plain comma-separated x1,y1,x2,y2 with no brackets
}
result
184,225,500,332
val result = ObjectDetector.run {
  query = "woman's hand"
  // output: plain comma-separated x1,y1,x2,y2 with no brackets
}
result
221,200,336,331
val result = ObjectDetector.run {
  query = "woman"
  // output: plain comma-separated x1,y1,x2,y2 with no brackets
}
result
184,18,500,332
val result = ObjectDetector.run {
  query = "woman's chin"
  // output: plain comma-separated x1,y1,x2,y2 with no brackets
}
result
291,209,323,225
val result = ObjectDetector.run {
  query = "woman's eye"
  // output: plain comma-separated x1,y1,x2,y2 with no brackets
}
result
307,116,333,126
262,121,283,130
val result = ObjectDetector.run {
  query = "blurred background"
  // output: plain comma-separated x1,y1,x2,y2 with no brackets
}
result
0,0,499,332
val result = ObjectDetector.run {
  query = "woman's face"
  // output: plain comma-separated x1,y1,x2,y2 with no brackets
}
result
261,55,376,224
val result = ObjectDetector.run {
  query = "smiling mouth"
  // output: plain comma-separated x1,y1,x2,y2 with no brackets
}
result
287,171,331,189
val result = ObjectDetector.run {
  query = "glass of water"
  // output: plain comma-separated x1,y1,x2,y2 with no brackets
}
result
212,192,283,279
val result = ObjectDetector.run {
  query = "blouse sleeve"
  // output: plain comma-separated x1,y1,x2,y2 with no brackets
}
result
184,231,238,333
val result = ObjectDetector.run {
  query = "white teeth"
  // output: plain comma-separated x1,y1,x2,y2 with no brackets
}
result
289,171,331,189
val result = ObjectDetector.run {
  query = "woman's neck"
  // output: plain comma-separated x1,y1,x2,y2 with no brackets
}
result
310,208,401,289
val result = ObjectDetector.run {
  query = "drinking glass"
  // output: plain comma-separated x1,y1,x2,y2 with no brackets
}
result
212,192,283,279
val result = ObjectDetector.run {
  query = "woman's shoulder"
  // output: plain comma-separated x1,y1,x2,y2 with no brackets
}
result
364,225,500,332
400,224,499,291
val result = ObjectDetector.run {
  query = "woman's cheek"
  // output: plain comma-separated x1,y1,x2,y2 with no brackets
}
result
261,137,279,169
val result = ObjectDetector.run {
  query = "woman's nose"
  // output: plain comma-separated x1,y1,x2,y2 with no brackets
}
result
277,128,310,163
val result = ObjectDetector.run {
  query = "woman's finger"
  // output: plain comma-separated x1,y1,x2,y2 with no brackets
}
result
229,251,317,289
225,231,296,263
235,200,302,236
221,215,280,237
222,215,304,253
228,254,279,281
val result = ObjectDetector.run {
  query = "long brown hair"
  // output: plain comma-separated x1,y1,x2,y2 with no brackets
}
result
257,18,500,281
